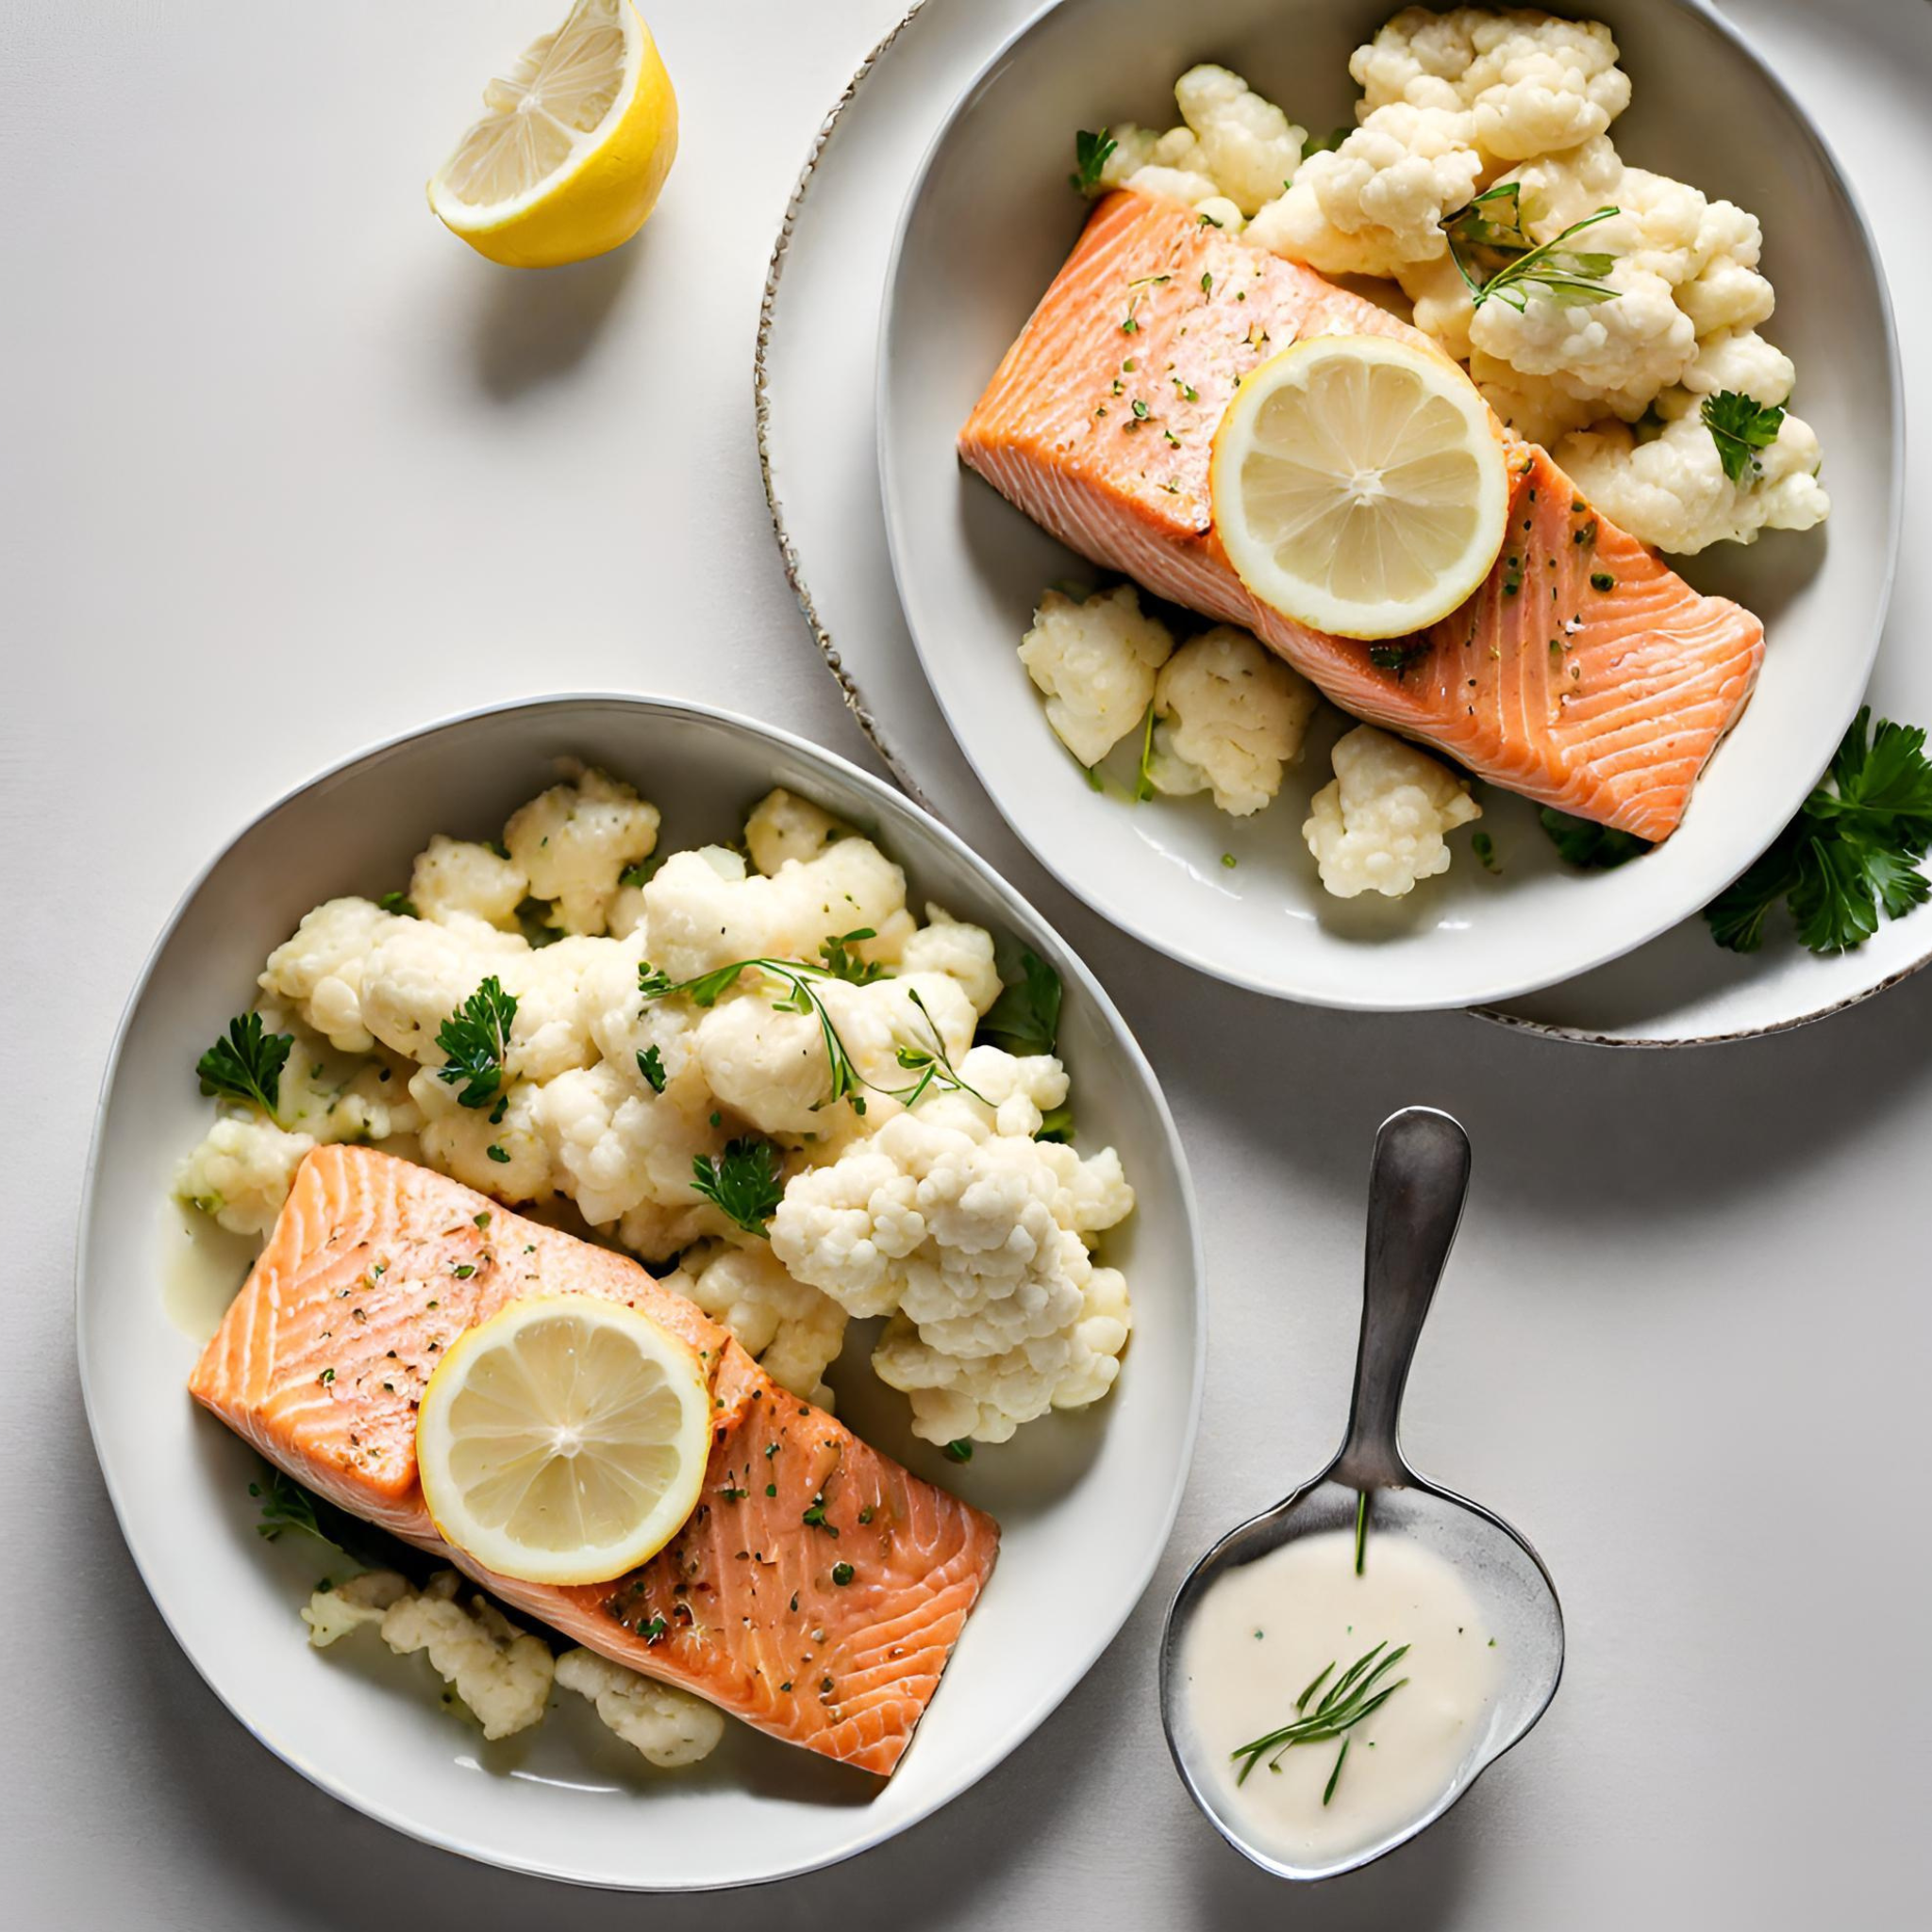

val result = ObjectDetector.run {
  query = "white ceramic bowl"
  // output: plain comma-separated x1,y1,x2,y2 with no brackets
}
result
877,0,1899,1011
75,694,1204,1890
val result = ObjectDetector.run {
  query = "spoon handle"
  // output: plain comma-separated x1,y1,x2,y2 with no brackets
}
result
1334,1107,1473,1491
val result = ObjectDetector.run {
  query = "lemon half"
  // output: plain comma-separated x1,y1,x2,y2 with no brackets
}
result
428,0,677,269
417,1295,709,1586
1211,335,1510,641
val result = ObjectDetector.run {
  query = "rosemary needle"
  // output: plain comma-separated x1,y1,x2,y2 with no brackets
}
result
1231,1641,1410,1786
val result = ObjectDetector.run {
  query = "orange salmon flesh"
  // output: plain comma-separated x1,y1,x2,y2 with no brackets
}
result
189,1145,1000,1778
958,191,1765,841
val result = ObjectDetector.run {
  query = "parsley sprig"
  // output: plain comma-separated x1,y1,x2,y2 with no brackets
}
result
1442,184,1621,311
196,1012,293,1115
979,948,1061,1056
1070,127,1118,195
1707,708,1932,955
1539,808,1652,872
1701,390,1787,485
434,976,518,1110
691,1138,788,1239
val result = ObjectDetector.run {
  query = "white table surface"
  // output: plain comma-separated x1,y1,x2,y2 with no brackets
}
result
4,2,1927,1924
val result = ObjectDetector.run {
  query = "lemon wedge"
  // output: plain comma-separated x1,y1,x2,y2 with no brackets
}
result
416,1295,709,1585
427,0,677,269
1211,335,1509,641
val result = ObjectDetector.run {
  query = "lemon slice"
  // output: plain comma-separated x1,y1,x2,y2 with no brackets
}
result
416,1295,709,1585
1211,335,1510,641
427,0,677,269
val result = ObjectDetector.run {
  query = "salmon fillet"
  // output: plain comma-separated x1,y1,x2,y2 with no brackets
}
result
189,1145,999,1778
958,191,1765,841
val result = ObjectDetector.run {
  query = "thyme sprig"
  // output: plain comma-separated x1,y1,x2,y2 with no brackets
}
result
1231,1640,1411,1794
1442,185,1621,311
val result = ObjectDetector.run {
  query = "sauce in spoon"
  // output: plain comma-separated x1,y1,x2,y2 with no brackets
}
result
1178,1524,1500,1864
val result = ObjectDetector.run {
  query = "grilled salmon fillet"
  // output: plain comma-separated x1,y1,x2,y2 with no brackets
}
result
959,191,1764,841
189,1145,999,1778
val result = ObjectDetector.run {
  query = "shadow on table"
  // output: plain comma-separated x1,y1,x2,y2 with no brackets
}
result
467,233,648,404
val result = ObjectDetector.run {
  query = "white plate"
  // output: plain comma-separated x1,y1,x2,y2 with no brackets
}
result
75,695,1204,1890
760,0,1922,1033
876,0,1898,1013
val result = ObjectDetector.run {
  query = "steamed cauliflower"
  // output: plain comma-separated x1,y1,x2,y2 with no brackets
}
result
378,1571,554,1740
302,1569,411,1647
673,1241,847,1408
260,897,403,1055
771,1098,1135,1444
1247,104,1480,278
1352,7,1630,161
1555,407,1828,556
744,788,845,875
1147,627,1320,816
1303,725,1482,899
533,1058,722,1230
898,907,1003,1016
1171,65,1306,217
554,1649,724,1767
1019,585,1174,768
504,763,660,936
175,1116,317,1234
409,836,527,930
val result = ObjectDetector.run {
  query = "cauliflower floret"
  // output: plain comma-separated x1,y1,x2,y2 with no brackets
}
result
693,974,974,1138
871,1259,1133,1445
1125,162,1225,208
554,1648,724,1767
1146,627,1320,816
1019,585,1174,768
744,788,845,875
409,1065,552,1203
260,897,403,1055
1352,8,1630,161
899,907,1002,1016
533,1060,690,1227
641,839,912,982
499,937,606,1085
176,1116,316,1234
1303,725,1482,899
275,1042,424,1147
917,1045,1070,1142
1247,105,1480,279
302,1569,411,1648
503,764,660,937
773,1107,1135,1442
408,836,527,931
1554,407,1828,556
674,1241,847,1407
1172,65,1306,217
358,915,527,1064
380,1572,554,1741
1662,326,1795,415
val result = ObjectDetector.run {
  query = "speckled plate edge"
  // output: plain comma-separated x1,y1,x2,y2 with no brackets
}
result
755,0,1914,1046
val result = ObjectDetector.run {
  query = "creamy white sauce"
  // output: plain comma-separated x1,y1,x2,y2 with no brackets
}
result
1180,1526,1499,1864
159,1197,259,1343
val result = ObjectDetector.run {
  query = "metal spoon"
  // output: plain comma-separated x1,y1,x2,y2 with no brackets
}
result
1159,1106,1564,1882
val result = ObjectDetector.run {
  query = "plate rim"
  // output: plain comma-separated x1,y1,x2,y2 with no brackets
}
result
75,689,1208,1891
758,0,1914,1040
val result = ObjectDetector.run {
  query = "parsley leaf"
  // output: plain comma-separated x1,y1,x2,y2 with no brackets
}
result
691,1138,787,1239
636,1045,668,1093
1442,189,1621,311
377,890,418,918
1539,808,1652,871
1069,127,1117,194
979,949,1062,1056
248,1466,398,1570
818,927,887,984
434,976,518,1110
1700,390,1788,485
196,1013,293,1115
1707,708,1932,955
1037,1102,1074,1144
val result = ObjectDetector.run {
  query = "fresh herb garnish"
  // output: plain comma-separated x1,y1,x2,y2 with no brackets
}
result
1037,1102,1074,1144
377,890,418,917
1231,1640,1411,1790
691,1138,787,1239
1303,125,1353,155
890,989,990,1110
1539,808,1651,871
1701,390,1787,485
196,1013,293,1115
1471,830,1500,874
434,976,518,1110
831,1562,855,1586
1706,707,1932,955
636,1044,668,1093
248,1466,395,1569
1070,127,1117,194
1442,185,1621,311
1353,1491,1369,1575
818,927,887,985
942,1440,974,1464
1133,701,1159,803
978,949,1061,1056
